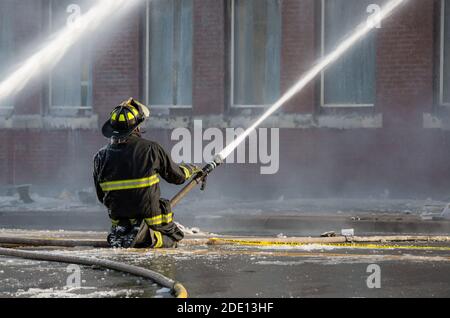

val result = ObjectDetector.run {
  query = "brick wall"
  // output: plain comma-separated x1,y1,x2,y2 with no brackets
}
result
376,0,435,128
192,0,226,115
92,4,142,123
13,0,44,116
2,0,450,199
1,1,143,190
281,0,316,113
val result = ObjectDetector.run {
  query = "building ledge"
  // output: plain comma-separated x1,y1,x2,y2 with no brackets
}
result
145,113,383,130
0,115,99,130
423,113,450,130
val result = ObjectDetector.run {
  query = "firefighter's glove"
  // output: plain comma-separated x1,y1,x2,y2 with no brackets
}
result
180,163,201,180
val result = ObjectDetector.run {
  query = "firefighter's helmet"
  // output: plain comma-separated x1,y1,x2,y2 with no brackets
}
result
102,98,151,139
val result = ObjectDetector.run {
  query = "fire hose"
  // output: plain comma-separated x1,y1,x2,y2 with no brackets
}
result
0,156,223,298
170,155,223,208
0,246,187,298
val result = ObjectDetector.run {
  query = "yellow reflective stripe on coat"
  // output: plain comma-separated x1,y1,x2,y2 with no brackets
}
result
144,213,174,226
100,174,160,191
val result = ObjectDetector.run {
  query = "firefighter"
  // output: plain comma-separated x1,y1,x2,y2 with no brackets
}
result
93,98,199,249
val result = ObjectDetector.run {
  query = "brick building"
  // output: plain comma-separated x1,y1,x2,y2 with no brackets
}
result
0,0,449,199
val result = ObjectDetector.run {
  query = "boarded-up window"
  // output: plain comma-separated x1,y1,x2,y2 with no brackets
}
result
441,0,450,105
232,0,281,107
0,0,15,111
322,0,378,107
49,0,93,115
146,0,193,108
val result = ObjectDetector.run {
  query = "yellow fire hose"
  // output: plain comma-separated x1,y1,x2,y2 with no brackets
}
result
208,238,450,251
0,247,188,298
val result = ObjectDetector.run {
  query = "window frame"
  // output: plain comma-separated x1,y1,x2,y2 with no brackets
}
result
143,0,192,111
47,0,93,115
229,0,281,109
439,0,450,107
320,0,375,108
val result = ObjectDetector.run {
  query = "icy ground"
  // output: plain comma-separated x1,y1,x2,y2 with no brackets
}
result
0,256,165,298
1,191,449,236
1,241,450,298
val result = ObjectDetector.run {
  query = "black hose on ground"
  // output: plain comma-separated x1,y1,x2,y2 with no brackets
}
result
0,247,188,298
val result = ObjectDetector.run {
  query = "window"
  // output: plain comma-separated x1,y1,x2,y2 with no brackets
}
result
0,0,15,113
144,0,193,109
48,0,93,116
231,0,281,107
321,0,378,107
440,0,450,106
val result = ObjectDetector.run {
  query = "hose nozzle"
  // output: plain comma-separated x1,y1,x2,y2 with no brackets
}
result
170,155,224,208
202,154,224,175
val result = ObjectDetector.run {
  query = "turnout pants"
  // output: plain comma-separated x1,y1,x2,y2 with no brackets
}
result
107,199,184,249
133,221,184,248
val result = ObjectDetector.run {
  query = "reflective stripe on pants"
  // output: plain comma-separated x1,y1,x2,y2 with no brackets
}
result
153,231,164,248
144,213,174,226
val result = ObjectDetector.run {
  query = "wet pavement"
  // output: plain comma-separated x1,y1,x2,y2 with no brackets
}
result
2,197,450,237
1,198,450,298
1,209,450,238
1,237,450,298
0,255,163,298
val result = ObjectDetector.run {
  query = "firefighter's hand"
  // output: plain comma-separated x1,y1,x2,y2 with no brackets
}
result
180,163,201,179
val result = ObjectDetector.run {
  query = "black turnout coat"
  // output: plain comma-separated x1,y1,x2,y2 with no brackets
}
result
93,134,189,226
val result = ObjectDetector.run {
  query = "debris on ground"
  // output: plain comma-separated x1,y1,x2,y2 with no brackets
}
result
321,231,337,237
176,222,212,236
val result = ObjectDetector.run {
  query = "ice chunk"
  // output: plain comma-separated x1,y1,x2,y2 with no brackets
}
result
156,287,171,294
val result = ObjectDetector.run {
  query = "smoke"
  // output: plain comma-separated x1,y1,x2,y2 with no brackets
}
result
0,0,142,102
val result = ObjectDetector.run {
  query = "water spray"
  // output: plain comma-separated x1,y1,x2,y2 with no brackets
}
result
0,0,142,102
170,0,407,208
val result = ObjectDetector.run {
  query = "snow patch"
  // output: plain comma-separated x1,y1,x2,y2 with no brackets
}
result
12,286,143,298
176,222,215,236
156,287,171,294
